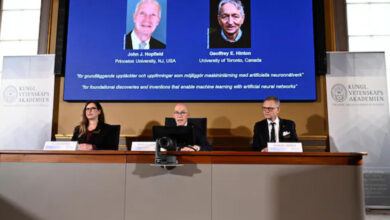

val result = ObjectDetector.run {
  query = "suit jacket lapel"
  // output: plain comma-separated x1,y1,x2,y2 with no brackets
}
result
279,118,285,141
126,31,133,49
263,120,270,142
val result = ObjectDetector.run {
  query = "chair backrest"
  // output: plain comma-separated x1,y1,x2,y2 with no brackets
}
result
110,125,121,147
164,118,207,136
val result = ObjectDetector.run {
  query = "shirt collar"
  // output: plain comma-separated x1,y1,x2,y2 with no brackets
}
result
221,29,242,43
131,31,151,49
267,117,279,125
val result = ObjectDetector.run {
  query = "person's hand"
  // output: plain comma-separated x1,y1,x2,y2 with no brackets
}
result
261,147,268,152
180,145,200,151
78,143,93,150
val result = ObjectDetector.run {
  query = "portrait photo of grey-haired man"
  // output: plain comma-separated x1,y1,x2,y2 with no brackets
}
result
125,0,166,50
209,0,251,48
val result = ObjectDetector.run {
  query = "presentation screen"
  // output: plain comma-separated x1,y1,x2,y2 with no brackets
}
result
64,0,318,101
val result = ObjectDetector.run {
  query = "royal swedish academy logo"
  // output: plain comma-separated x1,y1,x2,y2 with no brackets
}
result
331,84,347,103
3,86,18,103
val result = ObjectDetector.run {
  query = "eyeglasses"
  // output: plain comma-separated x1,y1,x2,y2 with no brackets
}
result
85,107,97,111
262,107,277,111
174,111,188,116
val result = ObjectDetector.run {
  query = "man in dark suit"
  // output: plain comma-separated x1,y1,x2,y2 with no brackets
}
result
125,0,165,50
172,103,211,151
252,96,298,152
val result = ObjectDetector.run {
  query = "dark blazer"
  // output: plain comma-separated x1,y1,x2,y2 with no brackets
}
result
71,123,120,150
125,31,166,49
252,118,298,151
165,120,212,151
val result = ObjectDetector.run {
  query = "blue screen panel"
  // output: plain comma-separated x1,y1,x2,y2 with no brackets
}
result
64,0,316,101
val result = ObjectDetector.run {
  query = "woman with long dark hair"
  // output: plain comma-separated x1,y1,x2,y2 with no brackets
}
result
72,101,119,150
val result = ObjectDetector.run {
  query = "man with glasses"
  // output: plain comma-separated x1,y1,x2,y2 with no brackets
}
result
252,96,298,152
172,103,211,151
210,0,250,48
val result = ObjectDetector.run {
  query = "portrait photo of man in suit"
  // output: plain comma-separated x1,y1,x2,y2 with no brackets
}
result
252,96,298,152
125,0,166,50
209,0,251,48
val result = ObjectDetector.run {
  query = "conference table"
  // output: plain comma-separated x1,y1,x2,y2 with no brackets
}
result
0,151,366,220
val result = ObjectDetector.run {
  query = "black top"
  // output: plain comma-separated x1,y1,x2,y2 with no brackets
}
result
165,119,212,151
209,30,251,48
71,123,120,150
252,118,298,151
125,31,166,49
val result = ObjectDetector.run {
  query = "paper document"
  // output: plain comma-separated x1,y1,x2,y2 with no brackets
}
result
131,141,166,151
44,141,78,150
267,142,303,152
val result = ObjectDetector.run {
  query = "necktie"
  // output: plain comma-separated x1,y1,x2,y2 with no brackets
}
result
270,122,276,142
139,42,146,49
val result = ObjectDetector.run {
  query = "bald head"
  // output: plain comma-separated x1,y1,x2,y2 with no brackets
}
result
173,103,190,126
